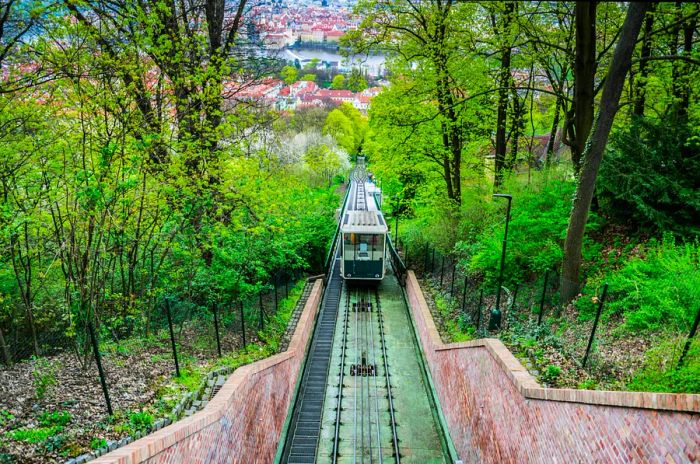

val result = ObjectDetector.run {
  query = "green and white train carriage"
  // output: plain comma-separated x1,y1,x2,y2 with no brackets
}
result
340,179,388,281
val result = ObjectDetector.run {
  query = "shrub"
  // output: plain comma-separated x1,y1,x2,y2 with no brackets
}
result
91,437,108,450
456,174,600,288
128,411,153,432
31,358,59,400
599,116,700,237
627,339,700,394
541,364,562,384
576,236,700,332
37,411,71,427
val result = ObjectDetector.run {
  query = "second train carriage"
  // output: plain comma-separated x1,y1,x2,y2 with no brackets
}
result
340,173,388,281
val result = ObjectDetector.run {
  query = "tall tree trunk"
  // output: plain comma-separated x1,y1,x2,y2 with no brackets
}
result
494,2,514,187
561,2,651,303
675,4,698,119
0,326,11,366
570,1,597,173
545,96,562,167
634,4,656,116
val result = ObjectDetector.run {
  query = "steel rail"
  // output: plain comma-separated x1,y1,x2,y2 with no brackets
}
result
354,288,359,464
332,284,351,463
360,294,365,464
375,288,401,463
368,287,383,463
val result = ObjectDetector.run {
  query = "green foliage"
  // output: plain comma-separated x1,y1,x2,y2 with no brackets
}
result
0,410,13,426
330,74,345,90
627,339,700,393
280,65,298,85
128,411,153,432
32,358,59,400
90,437,108,450
323,104,368,156
346,68,367,92
455,174,600,287
599,116,700,237
541,364,562,384
37,411,71,427
576,236,700,332
300,73,316,82
6,426,63,444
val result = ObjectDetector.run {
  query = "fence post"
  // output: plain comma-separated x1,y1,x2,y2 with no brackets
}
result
87,320,113,416
678,306,700,367
259,292,264,330
395,214,399,245
165,299,180,377
440,256,445,286
274,276,279,313
424,244,429,272
582,283,608,368
461,275,468,313
240,300,247,349
475,289,483,330
212,302,222,357
431,248,436,273
450,263,456,296
510,283,520,314
537,270,550,326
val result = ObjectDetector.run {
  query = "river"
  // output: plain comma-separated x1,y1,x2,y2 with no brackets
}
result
278,46,386,77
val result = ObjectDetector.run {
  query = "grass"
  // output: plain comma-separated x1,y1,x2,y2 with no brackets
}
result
6,426,63,444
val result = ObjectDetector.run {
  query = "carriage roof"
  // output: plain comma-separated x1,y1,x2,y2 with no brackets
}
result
341,210,388,234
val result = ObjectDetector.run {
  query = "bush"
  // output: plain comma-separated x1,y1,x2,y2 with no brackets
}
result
31,358,59,400
456,174,600,287
627,339,700,393
576,236,700,332
37,411,71,427
6,426,63,444
91,437,108,450
128,411,153,432
599,116,700,237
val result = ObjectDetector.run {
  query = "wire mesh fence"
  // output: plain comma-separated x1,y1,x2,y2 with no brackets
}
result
0,268,309,435
395,241,698,381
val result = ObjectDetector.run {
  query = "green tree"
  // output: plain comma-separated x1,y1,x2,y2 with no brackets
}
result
281,65,298,85
346,68,367,92
561,2,651,302
323,109,356,154
598,116,700,237
301,73,317,82
330,74,346,89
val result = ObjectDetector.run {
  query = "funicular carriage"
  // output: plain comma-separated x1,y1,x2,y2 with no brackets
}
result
340,161,388,281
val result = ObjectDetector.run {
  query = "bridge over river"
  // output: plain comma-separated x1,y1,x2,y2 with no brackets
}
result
91,172,699,464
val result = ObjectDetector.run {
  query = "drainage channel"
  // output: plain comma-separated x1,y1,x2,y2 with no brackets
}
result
317,271,449,463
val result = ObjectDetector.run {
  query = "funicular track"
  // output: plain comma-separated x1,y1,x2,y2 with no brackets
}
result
330,285,400,463
282,160,450,463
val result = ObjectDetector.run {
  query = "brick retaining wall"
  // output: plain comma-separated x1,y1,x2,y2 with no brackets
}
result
93,279,323,464
405,271,700,463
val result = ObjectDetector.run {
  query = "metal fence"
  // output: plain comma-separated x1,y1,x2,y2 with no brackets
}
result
396,241,698,376
0,269,306,417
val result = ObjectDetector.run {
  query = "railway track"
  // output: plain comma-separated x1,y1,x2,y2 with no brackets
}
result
330,285,400,463
282,159,450,463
